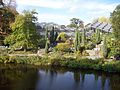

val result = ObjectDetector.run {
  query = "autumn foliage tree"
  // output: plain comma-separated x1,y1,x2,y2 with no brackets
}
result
0,0,17,45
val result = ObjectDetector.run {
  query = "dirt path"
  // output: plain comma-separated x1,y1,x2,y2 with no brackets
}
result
8,54,43,57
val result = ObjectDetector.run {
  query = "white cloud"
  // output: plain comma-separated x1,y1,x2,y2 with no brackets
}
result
16,0,70,9
37,13,75,25
16,0,119,24
68,1,118,13
16,0,118,14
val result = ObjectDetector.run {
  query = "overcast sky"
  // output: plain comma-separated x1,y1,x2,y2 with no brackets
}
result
16,0,119,25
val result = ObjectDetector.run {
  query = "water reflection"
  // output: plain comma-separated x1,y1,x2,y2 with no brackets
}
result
0,64,120,90
36,68,120,90
0,64,38,90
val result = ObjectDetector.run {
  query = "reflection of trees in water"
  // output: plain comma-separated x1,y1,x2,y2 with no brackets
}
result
73,71,80,84
0,64,38,90
101,73,107,90
48,69,57,87
81,72,85,84
93,71,120,90
1,64,120,90
73,70,120,90
94,73,99,82
39,66,67,74
73,70,86,90
94,71,108,90
95,72,120,90
72,71,80,90
38,68,58,90
45,67,120,90
109,74,120,90
13,71,38,90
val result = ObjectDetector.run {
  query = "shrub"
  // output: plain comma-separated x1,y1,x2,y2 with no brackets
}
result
102,61,116,72
0,55,9,63
102,61,120,72
39,38,46,48
54,43,72,52
67,58,103,69
1,53,120,73
57,32,68,42
67,60,80,68
86,43,96,50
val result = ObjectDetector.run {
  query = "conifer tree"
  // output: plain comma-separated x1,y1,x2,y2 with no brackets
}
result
54,32,58,42
45,38,49,53
74,30,81,51
49,27,55,44
81,29,86,46
45,27,48,40
102,36,107,58
96,29,101,44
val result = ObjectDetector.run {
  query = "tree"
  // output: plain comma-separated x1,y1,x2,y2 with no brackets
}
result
68,18,84,28
54,31,58,42
0,0,4,6
110,4,120,41
0,0,17,45
1,0,16,7
102,36,108,58
74,30,81,51
81,29,86,46
110,4,120,55
92,17,110,23
96,29,101,44
49,27,55,44
4,10,40,51
74,30,78,51
48,26,58,46
98,16,110,23
45,27,48,40
45,38,49,53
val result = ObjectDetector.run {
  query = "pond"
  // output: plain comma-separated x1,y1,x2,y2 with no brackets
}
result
0,64,120,90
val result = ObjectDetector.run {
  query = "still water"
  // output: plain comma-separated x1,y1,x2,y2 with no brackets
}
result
0,64,120,90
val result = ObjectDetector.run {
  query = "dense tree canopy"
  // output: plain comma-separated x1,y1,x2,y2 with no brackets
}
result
68,18,84,28
98,17,110,23
110,4,120,40
0,0,15,6
92,17,110,23
110,4,120,55
0,0,17,45
4,10,40,51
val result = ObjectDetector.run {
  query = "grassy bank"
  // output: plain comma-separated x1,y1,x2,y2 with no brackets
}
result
0,53,120,73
